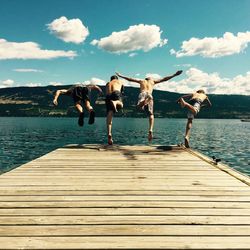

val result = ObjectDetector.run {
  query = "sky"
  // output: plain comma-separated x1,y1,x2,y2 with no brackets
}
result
0,0,250,95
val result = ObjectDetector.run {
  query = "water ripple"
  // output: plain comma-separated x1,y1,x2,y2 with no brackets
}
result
0,117,249,176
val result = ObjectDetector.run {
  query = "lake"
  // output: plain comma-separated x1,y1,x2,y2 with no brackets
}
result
0,117,249,176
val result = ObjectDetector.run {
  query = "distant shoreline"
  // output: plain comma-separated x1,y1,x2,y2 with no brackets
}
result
0,85,249,119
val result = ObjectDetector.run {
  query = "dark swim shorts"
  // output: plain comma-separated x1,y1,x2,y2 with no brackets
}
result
68,86,90,103
105,91,122,112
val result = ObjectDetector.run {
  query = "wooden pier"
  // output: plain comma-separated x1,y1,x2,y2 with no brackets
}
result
0,144,250,249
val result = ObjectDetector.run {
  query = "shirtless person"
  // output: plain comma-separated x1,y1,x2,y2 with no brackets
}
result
105,75,123,145
105,75,124,145
177,90,212,148
116,70,182,141
53,84,102,126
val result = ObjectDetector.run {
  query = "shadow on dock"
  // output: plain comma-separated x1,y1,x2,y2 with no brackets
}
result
63,144,181,161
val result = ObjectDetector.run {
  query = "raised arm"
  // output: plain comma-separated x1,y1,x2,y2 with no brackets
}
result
154,70,183,84
53,89,68,106
116,72,141,84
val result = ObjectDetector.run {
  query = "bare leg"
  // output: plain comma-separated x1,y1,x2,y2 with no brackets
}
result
148,114,154,141
106,110,113,145
184,118,193,148
84,100,93,112
179,98,197,114
137,100,146,109
85,100,95,124
75,102,84,126
75,103,83,113
111,100,123,112
137,96,152,110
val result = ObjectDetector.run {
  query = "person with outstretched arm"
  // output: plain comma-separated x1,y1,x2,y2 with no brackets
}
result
116,70,182,141
53,84,102,126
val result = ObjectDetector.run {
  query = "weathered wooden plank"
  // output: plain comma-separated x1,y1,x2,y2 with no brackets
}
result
0,180,245,187
1,190,250,196
0,144,250,249
1,236,250,249
1,195,250,202
0,175,238,180
1,207,250,216
0,215,250,225
1,201,250,208
5,166,213,170
0,185,249,191
1,225,250,236
2,171,226,176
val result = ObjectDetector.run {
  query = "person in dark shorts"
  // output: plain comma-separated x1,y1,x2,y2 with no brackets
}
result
53,84,103,126
105,90,123,113
105,75,124,145
177,89,212,148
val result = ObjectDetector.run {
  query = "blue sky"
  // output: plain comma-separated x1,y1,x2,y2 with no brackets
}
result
0,0,250,94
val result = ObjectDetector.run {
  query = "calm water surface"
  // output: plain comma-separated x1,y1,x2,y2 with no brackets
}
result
0,117,249,176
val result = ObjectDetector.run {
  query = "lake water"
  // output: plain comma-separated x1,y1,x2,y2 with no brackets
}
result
0,117,249,176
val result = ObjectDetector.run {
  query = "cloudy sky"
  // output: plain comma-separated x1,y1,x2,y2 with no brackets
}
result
0,0,250,95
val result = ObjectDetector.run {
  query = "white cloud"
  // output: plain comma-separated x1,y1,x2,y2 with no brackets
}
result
0,38,77,60
154,67,250,95
91,24,168,54
170,49,176,55
2,79,14,86
13,68,43,73
81,77,106,86
171,31,250,58
49,82,63,86
0,79,15,88
129,52,138,57
25,83,42,87
47,16,89,44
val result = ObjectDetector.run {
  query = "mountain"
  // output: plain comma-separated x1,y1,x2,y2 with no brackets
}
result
0,85,249,118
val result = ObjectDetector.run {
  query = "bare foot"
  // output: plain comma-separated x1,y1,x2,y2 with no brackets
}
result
148,131,153,141
184,137,190,148
108,135,113,145
179,98,186,108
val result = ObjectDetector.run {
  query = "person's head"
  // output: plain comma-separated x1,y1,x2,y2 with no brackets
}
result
196,89,205,94
110,75,118,81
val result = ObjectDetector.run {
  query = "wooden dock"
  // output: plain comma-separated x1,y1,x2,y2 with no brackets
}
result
0,144,250,249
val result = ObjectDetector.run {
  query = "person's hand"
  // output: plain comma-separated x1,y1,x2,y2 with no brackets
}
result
53,99,58,106
175,70,183,76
